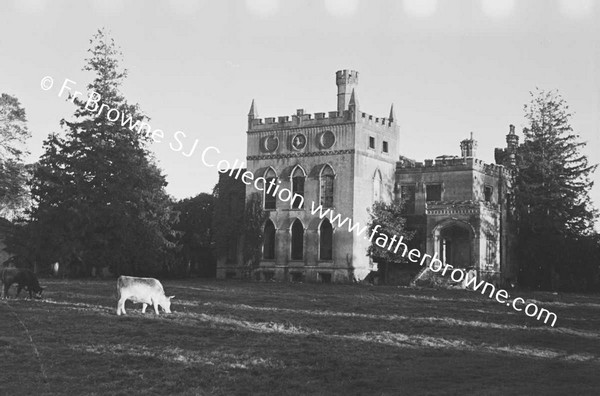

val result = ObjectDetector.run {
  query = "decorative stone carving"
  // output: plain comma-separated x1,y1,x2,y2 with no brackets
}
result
291,133,307,151
261,135,279,152
247,149,354,161
318,130,336,149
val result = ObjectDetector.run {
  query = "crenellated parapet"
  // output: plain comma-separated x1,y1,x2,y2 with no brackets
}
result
358,111,395,128
247,107,395,133
396,156,510,177
248,108,351,132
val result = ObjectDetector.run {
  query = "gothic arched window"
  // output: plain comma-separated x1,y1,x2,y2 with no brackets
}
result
263,220,276,260
291,165,306,209
319,219,333,261
320,165,335,208
291,219,304,260
264,168,277,210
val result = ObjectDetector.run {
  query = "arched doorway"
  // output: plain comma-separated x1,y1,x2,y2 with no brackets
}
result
263,220,276,260
319,219,333,261
436,222,472,268
290,219,304,260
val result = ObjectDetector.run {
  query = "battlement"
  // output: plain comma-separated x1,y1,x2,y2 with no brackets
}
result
248,107,395,132
397,156,508,177
359,111,394,127
336,69,358,86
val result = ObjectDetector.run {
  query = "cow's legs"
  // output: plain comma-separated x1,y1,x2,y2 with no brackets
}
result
152,299,160,315
16,285,23,297
117,297,127,315
142,303,148,313
1,285,7,299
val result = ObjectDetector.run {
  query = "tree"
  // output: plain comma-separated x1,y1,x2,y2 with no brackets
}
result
211,173,246,275
27,29,176,276
0,94,31,219
172,193,216,277
367,200,415,283
242,192,268,276
515,89,599,290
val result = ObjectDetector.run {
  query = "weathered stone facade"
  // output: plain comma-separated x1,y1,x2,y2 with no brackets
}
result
397,153,517,285
216,70,518,284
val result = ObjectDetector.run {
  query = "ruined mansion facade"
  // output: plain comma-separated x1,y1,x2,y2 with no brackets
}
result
216,70,519,285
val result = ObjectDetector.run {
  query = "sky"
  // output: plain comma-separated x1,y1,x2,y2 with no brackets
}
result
1,0,599,223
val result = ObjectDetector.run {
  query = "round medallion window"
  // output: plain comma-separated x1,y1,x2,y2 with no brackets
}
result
319,130,336,149
262,136,279,152
291,134,307,151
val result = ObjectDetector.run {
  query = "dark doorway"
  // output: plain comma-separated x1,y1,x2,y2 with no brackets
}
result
291,219,304,260
319,219,333,260
263,220,276,259
440,224,471,267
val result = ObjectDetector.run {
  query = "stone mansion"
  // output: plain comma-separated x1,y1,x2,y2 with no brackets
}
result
216,70,519,284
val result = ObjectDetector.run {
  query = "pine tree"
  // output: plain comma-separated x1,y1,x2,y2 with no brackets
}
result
29,29,175,276
0,93,31,219
515,89,598,290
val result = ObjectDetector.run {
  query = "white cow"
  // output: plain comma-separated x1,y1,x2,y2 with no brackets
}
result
116,276,174,316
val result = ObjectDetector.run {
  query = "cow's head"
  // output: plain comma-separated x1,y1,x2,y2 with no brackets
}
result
160,295,174,313
33,288,44,299
27,285,44,299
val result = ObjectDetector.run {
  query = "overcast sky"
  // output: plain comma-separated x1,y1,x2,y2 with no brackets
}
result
1,0,598,220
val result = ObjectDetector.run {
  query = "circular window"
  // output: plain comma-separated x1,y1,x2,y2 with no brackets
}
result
262,136,279,152
291,134,307,151
319,130,336,149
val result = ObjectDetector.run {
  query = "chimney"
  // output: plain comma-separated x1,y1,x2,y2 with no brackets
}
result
460,132,478,158
506,124,519,166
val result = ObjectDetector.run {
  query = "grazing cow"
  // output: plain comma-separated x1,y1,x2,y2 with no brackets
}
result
116,276,174,316
0,267,44,299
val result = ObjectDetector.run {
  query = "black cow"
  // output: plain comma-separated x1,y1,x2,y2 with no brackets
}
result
0,268,44,299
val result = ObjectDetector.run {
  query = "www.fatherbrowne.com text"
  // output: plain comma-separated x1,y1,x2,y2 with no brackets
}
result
308,202,557,327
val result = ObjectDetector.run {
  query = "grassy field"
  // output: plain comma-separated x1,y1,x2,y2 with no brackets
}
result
1,279,599,395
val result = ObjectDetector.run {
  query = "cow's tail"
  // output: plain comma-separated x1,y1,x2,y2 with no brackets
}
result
116,276,123,299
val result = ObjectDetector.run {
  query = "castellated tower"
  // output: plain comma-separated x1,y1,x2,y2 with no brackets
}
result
336,70,359,113
219,70,399,282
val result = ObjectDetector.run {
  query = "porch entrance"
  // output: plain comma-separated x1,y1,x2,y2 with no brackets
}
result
439,224,471,268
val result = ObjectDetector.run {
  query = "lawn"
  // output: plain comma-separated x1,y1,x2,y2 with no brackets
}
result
0,278,599,395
